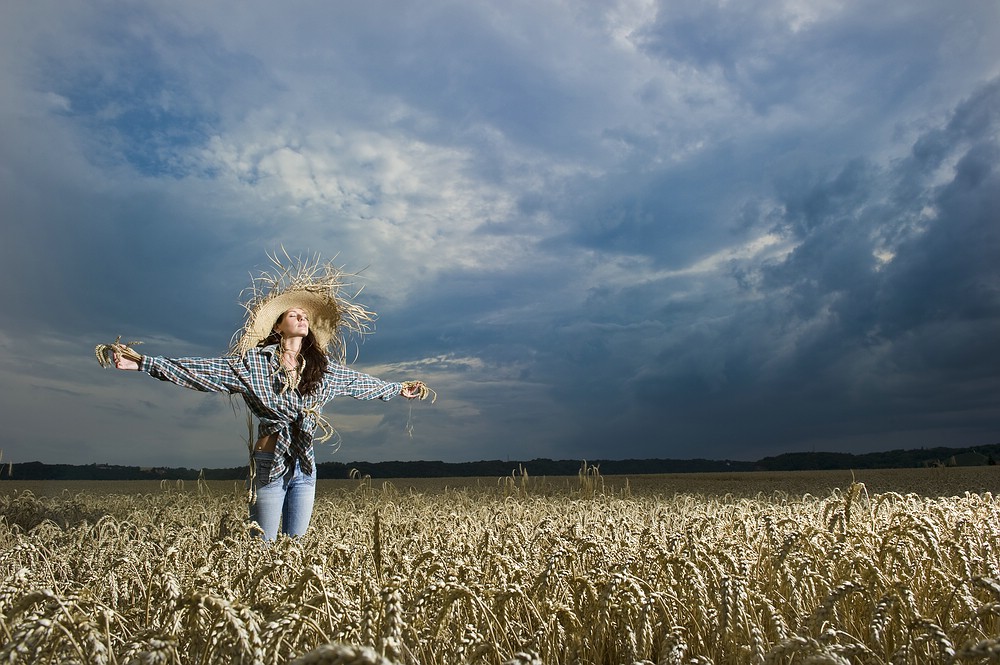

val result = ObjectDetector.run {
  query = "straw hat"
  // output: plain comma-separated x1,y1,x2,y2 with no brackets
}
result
229,250,376,362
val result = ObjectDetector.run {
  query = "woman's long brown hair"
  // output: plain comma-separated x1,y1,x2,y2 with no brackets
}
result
258,313,329,395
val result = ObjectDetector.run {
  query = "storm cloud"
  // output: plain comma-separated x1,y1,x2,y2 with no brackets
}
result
1,0,998,469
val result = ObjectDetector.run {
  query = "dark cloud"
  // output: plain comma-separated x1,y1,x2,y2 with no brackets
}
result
635,0,974,116
452,77,1000,463
622,80,999,457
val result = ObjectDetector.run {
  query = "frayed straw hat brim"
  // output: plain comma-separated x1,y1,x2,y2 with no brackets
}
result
229,250,376,361
239,290,340,355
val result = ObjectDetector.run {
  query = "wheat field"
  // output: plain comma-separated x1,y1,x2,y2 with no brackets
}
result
1,467,999,664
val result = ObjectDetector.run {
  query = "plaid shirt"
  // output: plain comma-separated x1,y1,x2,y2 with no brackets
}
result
140,345,401,482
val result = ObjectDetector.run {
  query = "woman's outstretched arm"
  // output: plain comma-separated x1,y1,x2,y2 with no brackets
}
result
116,350,245,395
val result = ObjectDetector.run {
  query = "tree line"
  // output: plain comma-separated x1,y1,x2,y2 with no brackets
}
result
1,443,997,481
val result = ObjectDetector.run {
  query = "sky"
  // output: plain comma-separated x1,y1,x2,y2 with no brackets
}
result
1,0,999,471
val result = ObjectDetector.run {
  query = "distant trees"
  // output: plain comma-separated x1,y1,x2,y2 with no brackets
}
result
2,443,998,481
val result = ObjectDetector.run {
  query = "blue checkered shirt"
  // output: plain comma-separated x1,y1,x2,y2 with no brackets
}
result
140,344,401,482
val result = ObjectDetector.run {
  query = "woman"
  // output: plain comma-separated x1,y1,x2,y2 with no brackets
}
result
106,252,430,540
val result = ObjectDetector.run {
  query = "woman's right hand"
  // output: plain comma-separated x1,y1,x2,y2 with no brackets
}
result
114,351,141,371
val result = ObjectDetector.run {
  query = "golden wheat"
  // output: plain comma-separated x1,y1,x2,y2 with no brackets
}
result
0,474,998,664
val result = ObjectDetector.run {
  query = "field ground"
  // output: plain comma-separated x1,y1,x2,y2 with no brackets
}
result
1,467,999,664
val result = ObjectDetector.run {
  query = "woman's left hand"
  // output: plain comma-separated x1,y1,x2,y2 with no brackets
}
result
401,380,435,401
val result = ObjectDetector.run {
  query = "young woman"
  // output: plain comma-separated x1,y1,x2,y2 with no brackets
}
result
106,253,430,540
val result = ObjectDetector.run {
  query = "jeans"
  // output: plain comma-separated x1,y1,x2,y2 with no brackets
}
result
249,451,316,540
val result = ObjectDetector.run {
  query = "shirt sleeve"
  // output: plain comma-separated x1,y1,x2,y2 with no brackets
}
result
325,363,402,401
141,355,245,395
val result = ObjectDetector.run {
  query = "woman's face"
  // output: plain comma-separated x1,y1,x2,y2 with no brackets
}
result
273,307,310,339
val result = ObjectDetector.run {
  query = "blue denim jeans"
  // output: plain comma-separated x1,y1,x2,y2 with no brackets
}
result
250,451,316,540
